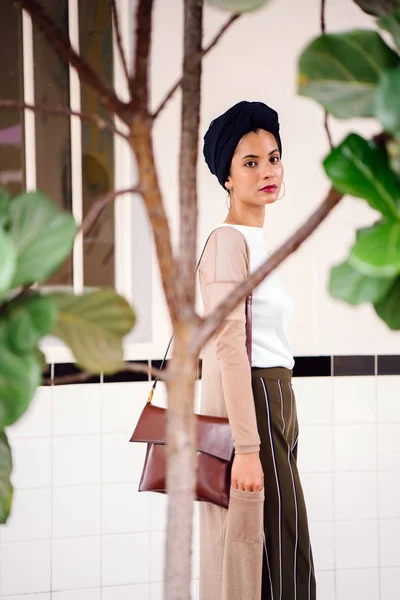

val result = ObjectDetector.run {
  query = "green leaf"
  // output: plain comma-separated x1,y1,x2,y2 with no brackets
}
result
374,275,400,328
388,138,400,174
0,187,11,230
5,294,58,354
329,259,394,304
0,347,41,428
0,229,16,296
375,66,400,138
0,432,13,524
206,0,270,10
323,134,400,221
9,191,77,287
379,10,400,50
353,0,400,16
50,289,136,374
350,221,400,277
298,30,400,118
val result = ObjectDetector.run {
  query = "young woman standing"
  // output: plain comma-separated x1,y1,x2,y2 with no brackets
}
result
199,101,316,600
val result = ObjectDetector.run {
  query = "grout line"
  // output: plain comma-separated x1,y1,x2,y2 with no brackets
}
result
9,419,400,443
50,363,54,598
4,517,399,546
100,369,104,599
10,468,400,494
331,367,337,600
375,354,382,600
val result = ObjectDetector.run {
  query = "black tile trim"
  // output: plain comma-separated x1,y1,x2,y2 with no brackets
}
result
292,356,331,378
334,355,375,377
44,355,400,384
53,363,100,384
103,361,149,383
378,355,400,376
150,359,170,380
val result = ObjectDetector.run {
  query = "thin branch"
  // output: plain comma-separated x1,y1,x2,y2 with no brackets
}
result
177,0,203,310
152,13,241,120
129,0,179,322
80,186,140,237
131,0,153,111
194,186,344,353
321,0,327,32
19,0,129,124
320,0,333,149
203,12,240,54
0,100,130,143
42,361,168,386
324,112,333,149
110,0,134,99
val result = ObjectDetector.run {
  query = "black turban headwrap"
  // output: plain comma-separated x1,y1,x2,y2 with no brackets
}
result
203,100,282,189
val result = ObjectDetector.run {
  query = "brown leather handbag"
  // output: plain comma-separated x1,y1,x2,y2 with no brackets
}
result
129,229,252,509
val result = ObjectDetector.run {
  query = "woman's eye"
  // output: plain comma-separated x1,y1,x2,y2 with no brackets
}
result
245,161,257,167
270,156,280,164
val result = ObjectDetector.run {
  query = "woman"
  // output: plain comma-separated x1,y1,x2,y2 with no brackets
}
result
199,101,316,600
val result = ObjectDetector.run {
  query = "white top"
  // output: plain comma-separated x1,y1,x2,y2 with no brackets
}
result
215,223,295,370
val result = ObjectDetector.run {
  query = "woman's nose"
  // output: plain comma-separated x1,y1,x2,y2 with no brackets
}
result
262,161,274,179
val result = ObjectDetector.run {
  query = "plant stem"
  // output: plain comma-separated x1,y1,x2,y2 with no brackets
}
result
152,13,240,120
0,100,130,142
19,0,129,123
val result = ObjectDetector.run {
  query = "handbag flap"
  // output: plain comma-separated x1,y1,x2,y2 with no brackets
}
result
130,403,234,462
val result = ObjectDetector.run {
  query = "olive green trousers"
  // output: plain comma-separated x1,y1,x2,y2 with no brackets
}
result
199,367,316,600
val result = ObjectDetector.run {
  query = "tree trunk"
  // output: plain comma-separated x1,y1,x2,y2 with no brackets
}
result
165,321,198,600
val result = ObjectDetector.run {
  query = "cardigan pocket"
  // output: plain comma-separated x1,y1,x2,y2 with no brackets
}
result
226,485,264,544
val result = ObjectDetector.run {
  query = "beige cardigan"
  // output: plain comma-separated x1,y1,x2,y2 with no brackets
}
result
198,225,265,600
199,225,260,453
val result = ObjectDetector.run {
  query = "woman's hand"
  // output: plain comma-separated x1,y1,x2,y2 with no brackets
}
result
231,451,264,492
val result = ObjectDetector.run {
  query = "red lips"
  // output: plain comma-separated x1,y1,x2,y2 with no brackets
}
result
260,185,277,192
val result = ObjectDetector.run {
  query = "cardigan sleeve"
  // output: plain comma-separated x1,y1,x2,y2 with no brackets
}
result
201,227,261,454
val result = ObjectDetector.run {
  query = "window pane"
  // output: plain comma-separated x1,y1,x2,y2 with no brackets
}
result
33,0,72,286
79,1,115,288
0,1,24,197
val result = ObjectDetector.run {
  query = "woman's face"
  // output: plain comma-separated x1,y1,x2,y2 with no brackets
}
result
225,129,284,206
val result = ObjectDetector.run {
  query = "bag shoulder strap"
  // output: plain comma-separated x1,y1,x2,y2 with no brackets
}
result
147,227,252,403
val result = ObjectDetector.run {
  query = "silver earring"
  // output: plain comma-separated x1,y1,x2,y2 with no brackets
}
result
278,181,286,201
226,190,231,210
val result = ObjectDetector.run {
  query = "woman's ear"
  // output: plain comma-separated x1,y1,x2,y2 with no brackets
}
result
225,176,231,191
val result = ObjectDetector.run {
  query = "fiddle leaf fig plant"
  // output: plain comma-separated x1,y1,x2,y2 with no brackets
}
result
298,3,400,329
298,30,399,118
0,187,136,522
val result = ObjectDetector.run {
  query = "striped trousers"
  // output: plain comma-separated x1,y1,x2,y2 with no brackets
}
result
252,366,316,600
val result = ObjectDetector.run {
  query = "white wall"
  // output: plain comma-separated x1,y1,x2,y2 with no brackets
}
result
1,375,400,599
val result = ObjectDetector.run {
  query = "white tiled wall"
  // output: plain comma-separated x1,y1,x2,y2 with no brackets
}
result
1,375,399,599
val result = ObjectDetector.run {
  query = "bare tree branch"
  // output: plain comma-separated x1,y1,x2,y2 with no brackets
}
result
110,0,134,99
80,186,140,237
131,0,153,111
194,186,344,353
0,100,130,143
203,12,240,54
324,112,333,149
164,2,203,599
19,0,129,124
320,0,333,149
129,0,179,322
177,0,203,310
321,0,327,32
42,361,168,386
152,13,241,120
